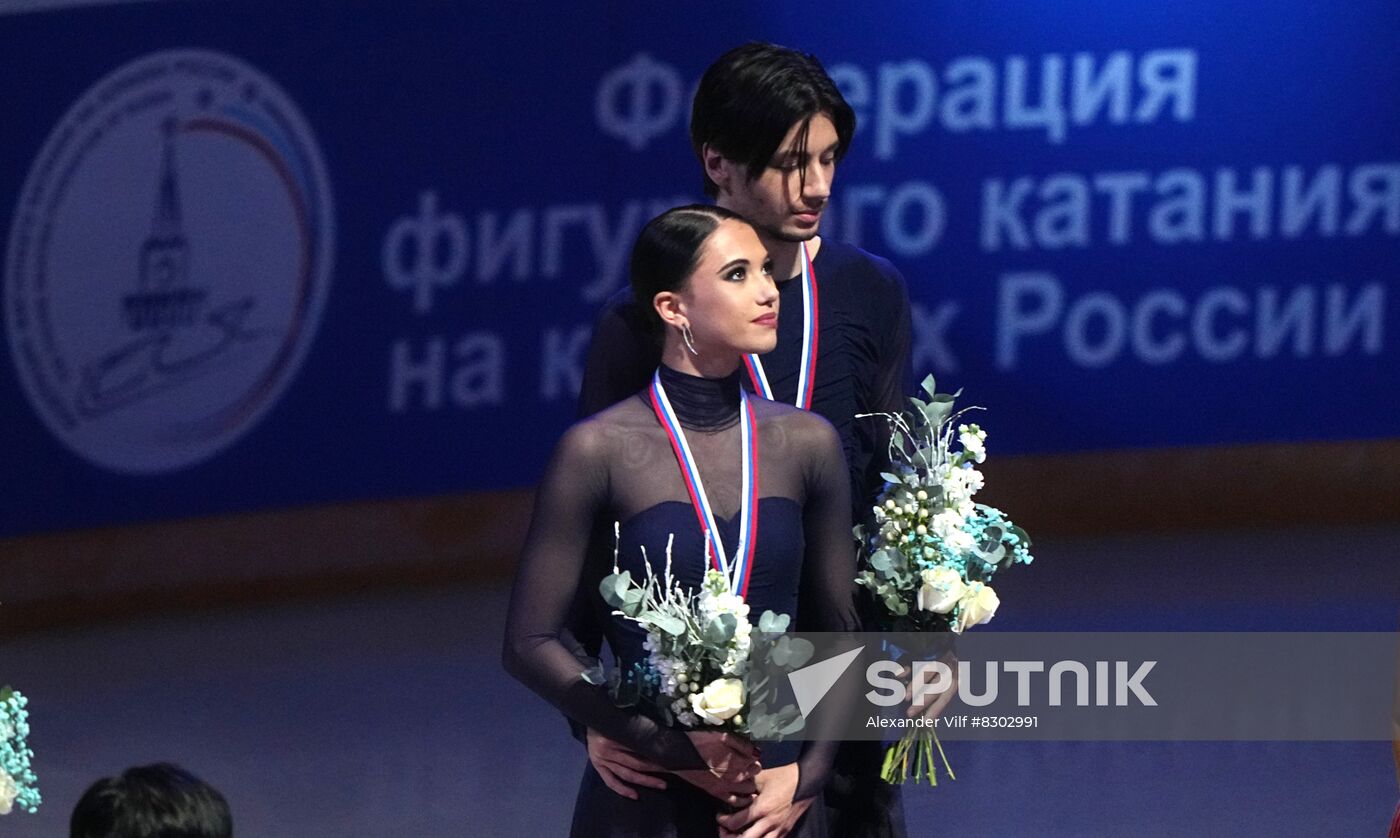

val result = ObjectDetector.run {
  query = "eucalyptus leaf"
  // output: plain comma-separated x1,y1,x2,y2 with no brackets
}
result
620,589,646,618
649,612,686,636
788,638,815,668
779,713,807,736
598,572,632,608
770,635,814,668
758,611,790,633
977,543,1007,567
928,394,955,424
703,613,737,645
920,373,937,398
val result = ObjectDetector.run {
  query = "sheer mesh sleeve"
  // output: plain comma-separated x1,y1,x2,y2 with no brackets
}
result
502,420,704,770
564,293,661,744
790,414,860,802
854,266,914,521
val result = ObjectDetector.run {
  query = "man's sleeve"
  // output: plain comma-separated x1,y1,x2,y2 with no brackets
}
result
856,263,915,514
578,294,657,418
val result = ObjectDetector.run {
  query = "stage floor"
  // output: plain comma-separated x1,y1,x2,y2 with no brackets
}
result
3,524,1397,836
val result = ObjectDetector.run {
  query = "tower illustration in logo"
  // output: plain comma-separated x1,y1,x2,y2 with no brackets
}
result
5,50,335,474
127,118,204,333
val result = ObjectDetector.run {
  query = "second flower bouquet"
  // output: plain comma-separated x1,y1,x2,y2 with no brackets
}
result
855,374,1036,785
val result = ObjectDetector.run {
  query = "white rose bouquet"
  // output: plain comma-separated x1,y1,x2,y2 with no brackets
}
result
594,534,808,741
855,375,1036,785
0,686,40,815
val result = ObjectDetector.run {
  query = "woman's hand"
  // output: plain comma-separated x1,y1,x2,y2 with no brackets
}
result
586,728,669,799
685,730,761,784
673,767,758,808
715,763,811,838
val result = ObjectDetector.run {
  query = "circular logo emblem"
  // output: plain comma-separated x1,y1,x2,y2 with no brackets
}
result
5,49,334,474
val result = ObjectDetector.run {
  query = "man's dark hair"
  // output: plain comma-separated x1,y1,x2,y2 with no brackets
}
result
630,203,747,336
71,763,232,838
691,42,856,198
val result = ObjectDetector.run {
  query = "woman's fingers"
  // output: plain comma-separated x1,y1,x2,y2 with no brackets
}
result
716,805,753,832
739,814,780,838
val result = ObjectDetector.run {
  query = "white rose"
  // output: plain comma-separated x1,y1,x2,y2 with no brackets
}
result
690,677,745,724
0,769,17,816
954,583,1000,632
916,567,966,614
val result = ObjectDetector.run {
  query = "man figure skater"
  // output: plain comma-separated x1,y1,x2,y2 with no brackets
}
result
575,42,922,837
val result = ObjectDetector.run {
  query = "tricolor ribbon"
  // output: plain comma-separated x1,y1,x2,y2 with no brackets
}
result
744,239,819,410
649,369,759,598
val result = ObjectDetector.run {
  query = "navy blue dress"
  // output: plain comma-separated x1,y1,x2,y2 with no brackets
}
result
577,240,916,837
504,366,859,837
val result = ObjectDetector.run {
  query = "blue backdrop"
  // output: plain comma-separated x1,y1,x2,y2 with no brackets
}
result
2,1,1397,537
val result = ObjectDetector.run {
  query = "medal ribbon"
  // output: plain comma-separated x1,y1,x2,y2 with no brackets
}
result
649,369,759,597
744,240,819,410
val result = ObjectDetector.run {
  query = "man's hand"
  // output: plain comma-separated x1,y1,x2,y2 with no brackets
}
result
716,763,811,838
904,651,959,720
586,728,668,799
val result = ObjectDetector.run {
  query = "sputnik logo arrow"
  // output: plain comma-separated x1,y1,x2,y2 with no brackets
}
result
787,646,864,718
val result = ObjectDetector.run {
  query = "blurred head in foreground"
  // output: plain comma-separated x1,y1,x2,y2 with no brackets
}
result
71,762,231,838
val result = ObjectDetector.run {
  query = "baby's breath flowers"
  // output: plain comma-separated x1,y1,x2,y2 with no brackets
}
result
0,687,39,815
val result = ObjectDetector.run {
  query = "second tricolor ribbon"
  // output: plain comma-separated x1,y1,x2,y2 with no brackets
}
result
649,369,759,598
744,239,819,410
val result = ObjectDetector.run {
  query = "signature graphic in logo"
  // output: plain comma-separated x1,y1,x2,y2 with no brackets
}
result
5,50,334,474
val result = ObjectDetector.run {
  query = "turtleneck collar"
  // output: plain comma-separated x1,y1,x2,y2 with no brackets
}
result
656,364,742,431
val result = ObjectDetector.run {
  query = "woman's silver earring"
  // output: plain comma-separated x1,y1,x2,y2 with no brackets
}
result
681,323,699,356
